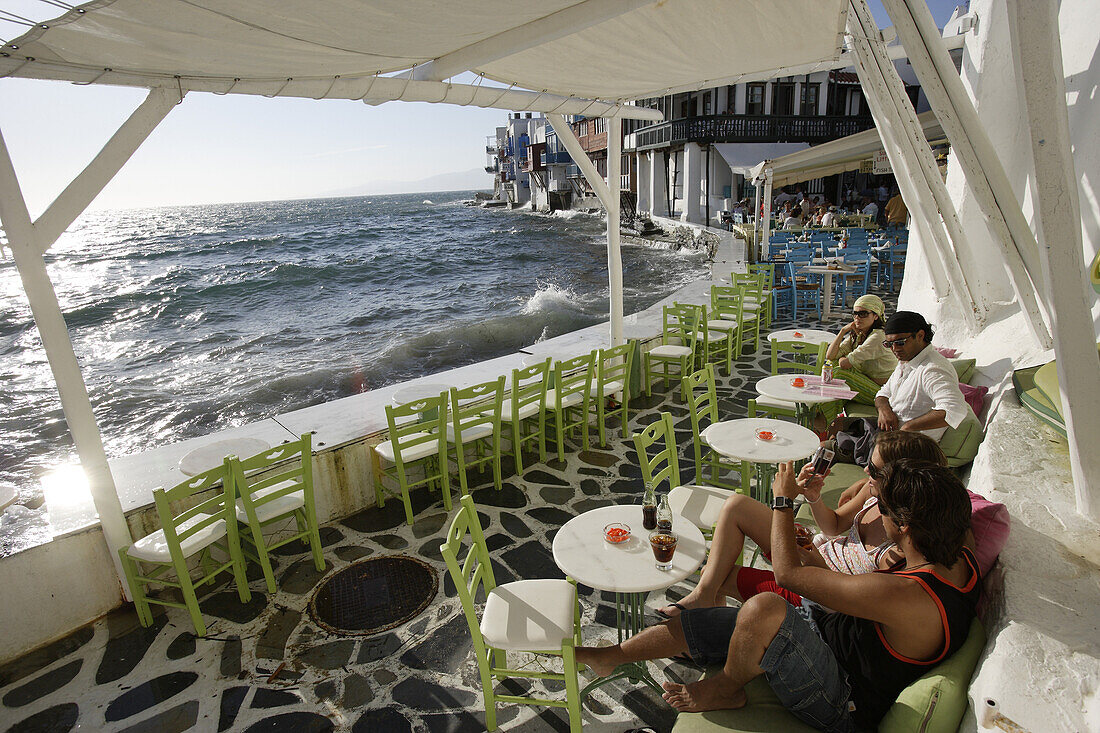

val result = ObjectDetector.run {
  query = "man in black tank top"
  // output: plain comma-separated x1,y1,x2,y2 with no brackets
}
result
575,459,979,733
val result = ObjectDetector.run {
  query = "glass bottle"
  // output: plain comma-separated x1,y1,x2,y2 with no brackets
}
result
642,481,657,531
822,359,834,384
656,493,673,533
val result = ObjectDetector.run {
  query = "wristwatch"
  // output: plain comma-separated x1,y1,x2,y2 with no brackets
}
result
772,496,795,511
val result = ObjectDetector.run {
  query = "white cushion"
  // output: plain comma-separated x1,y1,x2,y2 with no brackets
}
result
236,479,305,523
446,422,494,443
480,579,577,651
649,344,692,358
544,389,584,409
128,514,226,562
591,379,624,397
707,319,738,331
669,484,733,530
496,398,541,421
755,395,798,411
375,432,439,463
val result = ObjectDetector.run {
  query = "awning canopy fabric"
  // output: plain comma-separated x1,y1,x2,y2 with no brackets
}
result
0,0,848,106
748,110,945,187
714,143,810,176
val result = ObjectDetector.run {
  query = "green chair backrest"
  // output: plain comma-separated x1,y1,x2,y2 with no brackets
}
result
554,351,596,407
710,285,744,322
155,461,237,556
510,358,551,417
384,391,449,471
439,495,497,658
232,434,315,520
596,341,634,394
662,303,699,349
769,339,827,376
450,377,506,440
632,412,682,491
683,364,719,430
747,263,774,284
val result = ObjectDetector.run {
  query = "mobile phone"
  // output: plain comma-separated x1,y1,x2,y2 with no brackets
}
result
810,447,835,476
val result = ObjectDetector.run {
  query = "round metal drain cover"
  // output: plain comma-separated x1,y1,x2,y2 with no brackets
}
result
308,555,438,636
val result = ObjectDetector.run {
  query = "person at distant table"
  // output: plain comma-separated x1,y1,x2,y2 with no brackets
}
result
885,192,908,226
860,197,879,220
826,295,897,404
821,206,838,228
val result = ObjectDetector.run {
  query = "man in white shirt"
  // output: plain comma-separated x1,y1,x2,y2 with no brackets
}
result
861,197,879,220
821,206,837,228
875,311,969,442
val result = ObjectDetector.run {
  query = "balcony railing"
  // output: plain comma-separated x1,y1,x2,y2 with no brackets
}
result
544,150,573,165
632,114,876,150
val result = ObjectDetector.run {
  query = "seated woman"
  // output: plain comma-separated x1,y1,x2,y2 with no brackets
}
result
658,431,947,618
826,294,897,405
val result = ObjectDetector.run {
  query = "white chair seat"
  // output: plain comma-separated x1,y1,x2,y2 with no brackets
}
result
128,514,226,563
696,331,729,342
669,484,733,530
496,399,541,421
446,422,494,443
591,380,624,398
707,319,738,331
375,433,439,463
480,579,577,651
544,389,583,409
236,479,304,522
649,344,692,358
755,394,799,410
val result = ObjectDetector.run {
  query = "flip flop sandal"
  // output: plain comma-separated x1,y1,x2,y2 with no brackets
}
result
656,601,687,620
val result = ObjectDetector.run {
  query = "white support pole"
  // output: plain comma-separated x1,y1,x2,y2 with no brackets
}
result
753,179,762,260
847,0,978,328
881,0,1053,348
606,117,625,346
761,170,773,260
550,114,625,345
1008,0,1100,521
36,87,179,250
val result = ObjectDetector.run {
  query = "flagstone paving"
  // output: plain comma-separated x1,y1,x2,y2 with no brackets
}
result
0,286,897,733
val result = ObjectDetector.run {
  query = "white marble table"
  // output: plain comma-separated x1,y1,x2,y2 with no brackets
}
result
797,264,855,319
179,437,270,476
704,417,820,503
768,328,836,346
756,373,856,429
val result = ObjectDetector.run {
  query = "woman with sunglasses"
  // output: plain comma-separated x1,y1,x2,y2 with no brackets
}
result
825,294,897,404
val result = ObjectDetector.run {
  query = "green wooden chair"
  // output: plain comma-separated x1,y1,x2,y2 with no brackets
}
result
751,339,833,424
733,271,769,336
441,495,582,732
230,435,324,595
744,265,775,327
499,359,550,475
375,391,451,525
643,303,698,401
448,377,506,495
119,461,250,637
682,365,750,493
681,301,732,376
633,412,731,539
590,341,635,447
546,351,595,462
708,284,745,368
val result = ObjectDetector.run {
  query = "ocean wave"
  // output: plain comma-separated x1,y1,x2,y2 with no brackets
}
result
422,199,433,205
520,282,592,316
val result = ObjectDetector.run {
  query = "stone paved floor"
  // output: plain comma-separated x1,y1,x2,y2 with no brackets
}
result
0,284,898,733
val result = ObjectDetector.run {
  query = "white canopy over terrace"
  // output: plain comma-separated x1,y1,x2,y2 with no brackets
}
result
0,0,1096,613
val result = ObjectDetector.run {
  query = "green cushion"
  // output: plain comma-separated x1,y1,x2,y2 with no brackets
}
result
1032,360,1061,418
938,408,984,468
671,619,987,733
879,618,987,733
950,358,976,385
1013,365,1067,437
843,401,877,419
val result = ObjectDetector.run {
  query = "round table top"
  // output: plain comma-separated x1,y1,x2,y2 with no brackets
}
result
552,504,706,594
768,328,836,346
704,418,820,464
179,437,270,476
757,374,844,406
391,382,451,405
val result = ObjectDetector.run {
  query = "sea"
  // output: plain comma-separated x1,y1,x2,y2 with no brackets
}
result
0,190,708,553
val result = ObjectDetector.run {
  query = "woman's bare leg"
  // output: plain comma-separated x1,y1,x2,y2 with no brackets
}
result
575,618,689,677
659,493,774,616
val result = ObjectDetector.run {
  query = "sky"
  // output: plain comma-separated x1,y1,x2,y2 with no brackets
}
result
0,1,967,214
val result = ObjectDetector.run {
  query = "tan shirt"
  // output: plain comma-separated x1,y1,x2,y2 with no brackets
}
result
837,328,897,383
885,194,908,224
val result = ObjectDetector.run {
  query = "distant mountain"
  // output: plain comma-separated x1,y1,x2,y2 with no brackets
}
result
324,167,492,197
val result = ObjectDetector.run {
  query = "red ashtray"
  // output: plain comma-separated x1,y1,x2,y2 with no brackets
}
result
755,429,776,442
794,332,804,338
604,523,631,544
791,377,806,388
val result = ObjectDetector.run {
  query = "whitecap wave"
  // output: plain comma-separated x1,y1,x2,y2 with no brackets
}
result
520,282,587,315
422,199,434,205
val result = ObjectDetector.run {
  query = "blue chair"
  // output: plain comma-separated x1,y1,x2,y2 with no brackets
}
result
787,262,822,320
839,256,872,307
771,264,797,320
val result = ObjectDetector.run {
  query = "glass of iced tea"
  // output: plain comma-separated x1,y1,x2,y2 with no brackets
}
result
649,531,678,570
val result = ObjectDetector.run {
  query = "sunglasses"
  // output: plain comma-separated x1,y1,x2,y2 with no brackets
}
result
882,336,911,349
852,310,873,318
866,461,885,481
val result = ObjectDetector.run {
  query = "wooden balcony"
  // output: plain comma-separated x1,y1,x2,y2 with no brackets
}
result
632,114,877,150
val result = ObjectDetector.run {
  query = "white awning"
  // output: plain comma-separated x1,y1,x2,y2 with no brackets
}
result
749,110,945,187
0,0,849,106
714,143,810,176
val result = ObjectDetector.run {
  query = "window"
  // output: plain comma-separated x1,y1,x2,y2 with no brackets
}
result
774,83,795,115
800,83,820,115
746,83,765,115
702,90,712,115
725,85,737,114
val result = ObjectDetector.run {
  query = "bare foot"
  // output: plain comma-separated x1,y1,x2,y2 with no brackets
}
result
658,590,716,619
661,676,747,712
575,646,619,678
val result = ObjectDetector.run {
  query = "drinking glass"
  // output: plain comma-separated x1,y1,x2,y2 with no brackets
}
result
649,531,678,571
